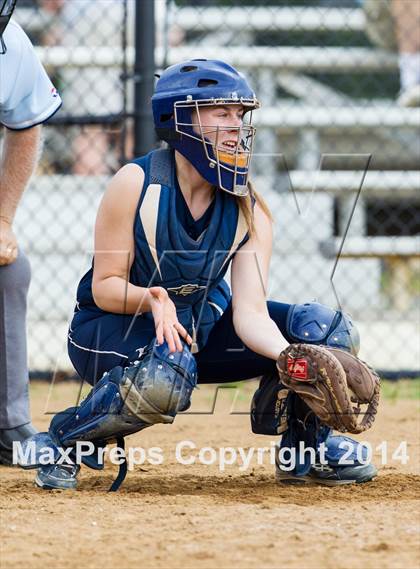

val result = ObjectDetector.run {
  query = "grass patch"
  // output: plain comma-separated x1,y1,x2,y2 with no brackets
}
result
380,379,420,402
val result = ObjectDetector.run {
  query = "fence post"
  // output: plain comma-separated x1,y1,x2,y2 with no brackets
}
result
134,0,156,156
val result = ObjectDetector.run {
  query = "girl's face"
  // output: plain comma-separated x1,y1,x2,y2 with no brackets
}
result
191,104,247,153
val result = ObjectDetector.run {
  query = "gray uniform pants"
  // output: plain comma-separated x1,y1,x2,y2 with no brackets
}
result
0,249,31,429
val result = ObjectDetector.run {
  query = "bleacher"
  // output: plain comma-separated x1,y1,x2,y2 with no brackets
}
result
172,6,366,32
171,4,419,303
35,45,398,71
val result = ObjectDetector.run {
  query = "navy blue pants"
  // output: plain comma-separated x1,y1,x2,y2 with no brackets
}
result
68,301,293,386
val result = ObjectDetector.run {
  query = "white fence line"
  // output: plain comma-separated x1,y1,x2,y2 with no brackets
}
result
256,105,420,129
27,171,420,199
35,45,398,72
320,236,420,258
254,171,420,197
173,6,365,32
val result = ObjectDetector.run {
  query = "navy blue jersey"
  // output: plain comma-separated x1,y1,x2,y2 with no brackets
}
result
74,149,253,350
175,175,215,241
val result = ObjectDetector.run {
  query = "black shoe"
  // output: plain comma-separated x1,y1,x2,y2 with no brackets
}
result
0,423,38,466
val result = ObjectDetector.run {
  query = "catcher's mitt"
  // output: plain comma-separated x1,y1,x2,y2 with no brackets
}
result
276,344,380,434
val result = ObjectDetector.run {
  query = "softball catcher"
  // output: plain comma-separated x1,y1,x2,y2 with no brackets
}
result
18,59,380,490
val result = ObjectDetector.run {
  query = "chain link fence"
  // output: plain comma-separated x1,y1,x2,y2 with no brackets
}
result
3,0,420,376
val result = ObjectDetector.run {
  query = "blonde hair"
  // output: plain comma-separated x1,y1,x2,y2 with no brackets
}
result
236,180,273,237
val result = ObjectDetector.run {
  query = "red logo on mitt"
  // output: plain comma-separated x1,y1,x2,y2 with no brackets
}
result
287,357,308,379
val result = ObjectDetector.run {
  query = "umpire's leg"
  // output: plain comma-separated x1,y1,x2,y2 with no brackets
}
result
0,249,34,431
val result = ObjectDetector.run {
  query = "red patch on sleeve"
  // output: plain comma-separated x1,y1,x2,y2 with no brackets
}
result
287,357,308,380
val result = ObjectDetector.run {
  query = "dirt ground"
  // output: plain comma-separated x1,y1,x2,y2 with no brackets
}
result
1,380,419,569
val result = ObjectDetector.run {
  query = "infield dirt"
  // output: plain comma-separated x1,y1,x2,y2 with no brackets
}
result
1,380,419,569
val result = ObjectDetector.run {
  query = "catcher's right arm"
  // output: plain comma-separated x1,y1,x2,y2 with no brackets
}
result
277,343,380,434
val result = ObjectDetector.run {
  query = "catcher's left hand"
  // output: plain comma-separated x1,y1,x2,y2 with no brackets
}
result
276,344,380,434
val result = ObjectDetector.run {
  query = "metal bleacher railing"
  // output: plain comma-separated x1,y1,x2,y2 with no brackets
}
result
9,1,420,376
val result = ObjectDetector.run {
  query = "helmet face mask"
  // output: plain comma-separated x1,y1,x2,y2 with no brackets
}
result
152,59,260,197
174,98,258,196
0,0,17,54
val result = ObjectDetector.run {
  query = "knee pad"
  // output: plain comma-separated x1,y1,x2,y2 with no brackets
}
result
120,338,197,424
287,302,360,355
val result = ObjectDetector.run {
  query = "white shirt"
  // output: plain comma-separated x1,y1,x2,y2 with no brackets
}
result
0,20,61,129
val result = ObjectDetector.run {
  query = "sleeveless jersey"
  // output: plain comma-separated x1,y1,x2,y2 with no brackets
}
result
74,149,253,350
175,175,215,240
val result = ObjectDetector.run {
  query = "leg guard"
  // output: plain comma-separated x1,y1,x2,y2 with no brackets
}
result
50,365,147,447
18,339,197,479
277,394,373,478
18,366,145,471
279,392,331,476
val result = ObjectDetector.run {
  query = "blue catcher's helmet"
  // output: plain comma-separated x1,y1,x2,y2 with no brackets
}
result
0,0,16,54
152,59,260,197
